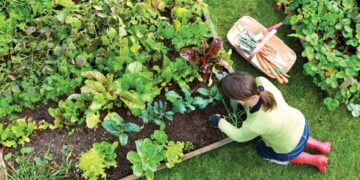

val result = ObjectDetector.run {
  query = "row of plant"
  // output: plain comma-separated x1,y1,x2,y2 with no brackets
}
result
276,0,360,117
77,123,194,180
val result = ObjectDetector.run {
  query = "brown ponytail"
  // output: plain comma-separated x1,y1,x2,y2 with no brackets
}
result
259,91,277,112
221,72,277,112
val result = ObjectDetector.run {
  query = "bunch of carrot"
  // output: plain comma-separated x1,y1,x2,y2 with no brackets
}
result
256,44,289,84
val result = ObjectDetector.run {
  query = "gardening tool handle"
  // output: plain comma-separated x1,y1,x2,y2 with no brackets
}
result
248,29,277,60
267,22,283,32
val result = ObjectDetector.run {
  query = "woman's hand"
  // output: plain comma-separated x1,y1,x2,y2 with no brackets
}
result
208,114,224,127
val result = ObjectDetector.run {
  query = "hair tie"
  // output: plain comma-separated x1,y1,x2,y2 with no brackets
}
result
257,86,264,95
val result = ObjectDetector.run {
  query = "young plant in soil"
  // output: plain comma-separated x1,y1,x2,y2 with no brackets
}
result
193,85,223,109
222,99,246,128
0,118,37,148
77,141,118,180
127,123,189,179
127,139,164,180
165,87,196,114
101,112,140,146
180,38,231,84
140,101,174,126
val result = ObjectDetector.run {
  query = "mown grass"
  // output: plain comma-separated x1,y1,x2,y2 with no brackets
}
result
154,0,360,179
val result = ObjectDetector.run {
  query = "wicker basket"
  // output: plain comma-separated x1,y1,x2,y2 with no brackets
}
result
227,16,296,78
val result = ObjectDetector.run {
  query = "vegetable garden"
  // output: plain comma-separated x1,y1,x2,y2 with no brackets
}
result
0,0,359,179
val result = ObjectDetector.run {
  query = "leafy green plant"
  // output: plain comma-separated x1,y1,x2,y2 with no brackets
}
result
184,141,194,152
155,57,200,90
0,118,36,148
102,112,140,146
48,94,89,129
140,101,174,125
127,139,164,180
165,90,196,114
115,61,161,116
80,71,119,128
77,141,118,180
164,141,185,168
193,85,223,109
279,0,360,115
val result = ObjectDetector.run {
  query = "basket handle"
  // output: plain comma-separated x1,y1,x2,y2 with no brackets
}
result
248,29,277,60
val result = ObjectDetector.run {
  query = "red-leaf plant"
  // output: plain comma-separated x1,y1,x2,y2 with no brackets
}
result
179,38,225,83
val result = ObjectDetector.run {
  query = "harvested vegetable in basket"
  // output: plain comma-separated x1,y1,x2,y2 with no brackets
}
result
236,27,257,55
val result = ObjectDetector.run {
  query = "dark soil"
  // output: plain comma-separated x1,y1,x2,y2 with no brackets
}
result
6,94,227,179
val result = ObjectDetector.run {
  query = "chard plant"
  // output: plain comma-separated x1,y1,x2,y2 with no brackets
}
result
101,112,140,146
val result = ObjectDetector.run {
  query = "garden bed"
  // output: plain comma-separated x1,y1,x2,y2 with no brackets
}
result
4,94,227,179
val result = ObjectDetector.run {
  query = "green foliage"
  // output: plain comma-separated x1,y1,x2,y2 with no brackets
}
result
184,141,194,152
80,71,120,128
164,141,185,168
140,101,174,125
116,62,161,116
151,122,168,145
77,141,118,180
102,112,140,146
158,21,212,50
222,99,246,128
155,57,200,89
280,0,360,114
165,82,197,114
127,139,164,180
0,0,213,121
193,85,223,109
0,118,36,148
7,146,72,180
48,94,89,129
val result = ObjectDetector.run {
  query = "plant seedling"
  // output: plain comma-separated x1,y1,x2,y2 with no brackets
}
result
102,112,140,146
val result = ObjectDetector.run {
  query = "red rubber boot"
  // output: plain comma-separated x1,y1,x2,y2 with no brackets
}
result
306,136,332,155
289,152,328,173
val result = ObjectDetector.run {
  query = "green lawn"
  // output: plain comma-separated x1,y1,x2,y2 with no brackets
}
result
155,0,359,179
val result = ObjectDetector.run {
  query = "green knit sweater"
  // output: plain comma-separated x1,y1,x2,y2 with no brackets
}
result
218,77,306,154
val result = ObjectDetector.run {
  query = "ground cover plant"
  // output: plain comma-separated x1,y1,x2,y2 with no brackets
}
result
277,0,360,114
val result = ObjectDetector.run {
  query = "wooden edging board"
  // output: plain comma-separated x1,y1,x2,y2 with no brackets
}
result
120,138,234,180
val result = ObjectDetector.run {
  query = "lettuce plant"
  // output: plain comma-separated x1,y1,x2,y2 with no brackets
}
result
77,141,118,180
0,118,36,148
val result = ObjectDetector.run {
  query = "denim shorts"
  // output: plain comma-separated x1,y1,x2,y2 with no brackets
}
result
256,121,309,161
